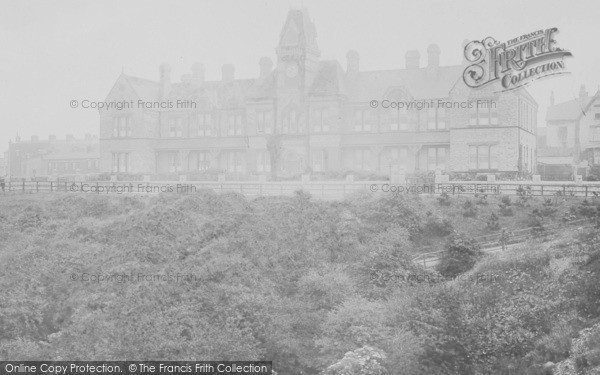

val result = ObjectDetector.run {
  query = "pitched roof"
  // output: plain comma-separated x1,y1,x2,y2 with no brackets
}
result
123,75,160,102
346,65,464,102
546,94,599,121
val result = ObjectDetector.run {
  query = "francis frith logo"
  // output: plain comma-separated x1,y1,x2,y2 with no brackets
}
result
463,27,572,91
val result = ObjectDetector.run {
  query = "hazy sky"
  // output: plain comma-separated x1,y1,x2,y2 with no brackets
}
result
1,0,599,154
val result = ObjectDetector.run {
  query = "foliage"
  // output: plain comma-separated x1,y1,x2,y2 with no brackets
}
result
436,233,482,278
461,199,477,218
437,192,452,206
486,212,501,231
322,346,388,375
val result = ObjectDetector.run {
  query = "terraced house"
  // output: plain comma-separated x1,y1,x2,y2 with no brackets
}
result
99,9,538,180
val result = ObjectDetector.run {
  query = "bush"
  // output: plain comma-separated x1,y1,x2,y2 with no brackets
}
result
437,192,452,206
462,199,477,218
528,209,545,237
436,232,483,277
515,185,533,206
423,213,453,237
486,212,501,231
475,194,488,205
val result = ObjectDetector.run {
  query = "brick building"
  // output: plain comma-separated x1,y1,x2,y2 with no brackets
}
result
7,134,99,179
99,9,537,180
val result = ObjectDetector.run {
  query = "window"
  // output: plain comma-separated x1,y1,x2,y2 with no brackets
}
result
354,149,371,170
112,152,130,173
594,150,600,165
256,151,271,172
427,147,446,171
468,145,497,170
426,108,446,130
168,152,180,173
192,113,212,137
558,127,568,148
227,114,243,135
312,149,328,172
222,151,243,172
312,108,330,133
168,118,183,138
192,151,210,171
354,109,374,132
257,111,273,134
469,101,498,126
282,110,301,134
113,117,132,137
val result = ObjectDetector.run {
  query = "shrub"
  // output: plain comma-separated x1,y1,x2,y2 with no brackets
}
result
515,185,532,206
437,192,452,206
476,194,488,206
436,232,483,277
462,199,477,218
486,212,501,231
528,209,545,237
540,199,558,217
423,213,453,237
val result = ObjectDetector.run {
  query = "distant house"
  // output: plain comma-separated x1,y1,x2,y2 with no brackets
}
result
541,86,600,179
99,9,537,180
7,134,99,179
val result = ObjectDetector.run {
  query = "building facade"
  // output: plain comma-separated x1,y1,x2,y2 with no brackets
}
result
100,9,537,180
541,86,600,179
7,134,99,179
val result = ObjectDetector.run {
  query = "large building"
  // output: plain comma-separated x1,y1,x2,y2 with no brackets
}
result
540,86,600,179
100,9,537,180
7,134,99,179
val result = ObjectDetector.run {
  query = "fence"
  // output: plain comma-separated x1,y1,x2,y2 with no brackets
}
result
3,180,600,199
411,218,590,268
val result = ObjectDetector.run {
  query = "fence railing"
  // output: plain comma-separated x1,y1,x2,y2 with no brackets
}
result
3,180,600,199
411,218,590,268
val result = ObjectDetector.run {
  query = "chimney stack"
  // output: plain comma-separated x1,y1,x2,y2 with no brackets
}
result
346,50,360,77
222,64,235,83
580,84,588,98
191,62,205,84
259,57,273,79
159,63,171,99
427,44,440,78
405,50,420,69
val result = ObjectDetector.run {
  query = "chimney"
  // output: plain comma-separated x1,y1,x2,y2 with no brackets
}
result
49,134,56,142
346,50,359,77
259,57,273,79
159,63,171,99
31,135,39,142
580,85,588,98
405,50,420,69
222,64,235,83
191,62,205,84
427,44,440,78
550,91,555,106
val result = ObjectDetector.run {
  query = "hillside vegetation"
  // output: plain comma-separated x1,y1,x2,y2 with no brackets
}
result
0,191,599,374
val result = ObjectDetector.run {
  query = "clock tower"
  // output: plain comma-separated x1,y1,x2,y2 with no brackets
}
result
275,8,321,119
273,8,321,176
